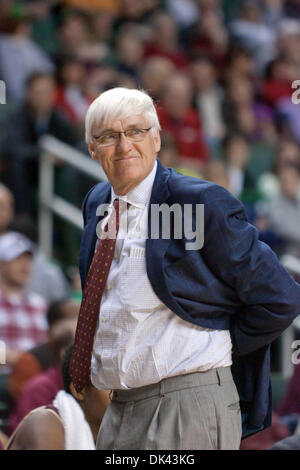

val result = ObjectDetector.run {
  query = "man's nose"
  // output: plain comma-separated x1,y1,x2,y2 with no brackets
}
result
116,132,133,152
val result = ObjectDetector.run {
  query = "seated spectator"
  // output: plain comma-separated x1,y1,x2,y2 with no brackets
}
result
276,19,300,69
0,231,48,431
114,28,144,80
144,11,189,69
56,10,109,66
158,132,201,179
157,73,208,173
0,72,80,215
165,0,199,31
228,0,275,73
267,164,300,256
139,56,175,102
9,298,79,402
0,232,48,373
276,362,300,418
182,7,228,70
221,132,256,201
8,318,77,433
257,138,300,200
0,184,14,236
202,159,230,193
9,213,70,303
0,12,54,100
269,433,300,450
190,56,225,150
239,412,290,450
260,56,296,108
223,46,255,84
6,345,110,450
54,56,91,129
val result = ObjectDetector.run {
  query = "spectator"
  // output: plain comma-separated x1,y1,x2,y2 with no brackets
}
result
54,56,91,129
157,73,208,172
6,345,110,450
260,56,296,108
229,0,276,73
0,232,48,372
276,19,300,68
257,138,300,200
190,56,225,149
266,164,300,256
158,132,201,179
56,10,108,66
262,0,286,28
114,28,144,80
9,213,70,303
0,184,14,236
0,13,54,100
221,132,255,200
139,56,175,102
276,362,300,418
9,298,79,402
182,7,228,70
165,0,199,31
223,47,256,84
0,72,80,214
144,11,189,69
8,316,77,433
202,159,230,192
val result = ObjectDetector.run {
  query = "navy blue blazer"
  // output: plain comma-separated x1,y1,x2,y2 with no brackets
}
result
78,160,300,439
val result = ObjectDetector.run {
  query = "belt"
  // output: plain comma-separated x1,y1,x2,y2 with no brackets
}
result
112,366,233,402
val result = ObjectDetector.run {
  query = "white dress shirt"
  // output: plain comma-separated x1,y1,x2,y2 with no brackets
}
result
91,161,232,390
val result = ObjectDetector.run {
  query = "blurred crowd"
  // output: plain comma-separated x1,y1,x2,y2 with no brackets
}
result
1,0,300,450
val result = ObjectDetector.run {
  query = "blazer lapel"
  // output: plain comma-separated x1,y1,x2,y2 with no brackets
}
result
146,160,173,299
80,184,111,287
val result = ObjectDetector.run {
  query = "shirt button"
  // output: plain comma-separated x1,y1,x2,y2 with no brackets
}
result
103,350,109,356
107,284,112,290
102,316,107,323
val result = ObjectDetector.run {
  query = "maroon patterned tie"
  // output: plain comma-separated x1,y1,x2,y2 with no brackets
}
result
69,199,119,393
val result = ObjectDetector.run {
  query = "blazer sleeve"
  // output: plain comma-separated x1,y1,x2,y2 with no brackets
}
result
201,185,300,355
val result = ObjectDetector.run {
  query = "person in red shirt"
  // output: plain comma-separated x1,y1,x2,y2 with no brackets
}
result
144,11,189,69
157,73,208,172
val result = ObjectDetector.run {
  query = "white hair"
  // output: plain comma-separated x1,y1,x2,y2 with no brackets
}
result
85,87,161,143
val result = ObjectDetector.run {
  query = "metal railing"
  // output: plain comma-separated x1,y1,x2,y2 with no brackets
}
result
38,135,107,258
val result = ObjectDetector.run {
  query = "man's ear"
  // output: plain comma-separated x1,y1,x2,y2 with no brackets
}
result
70,382,86,401
154,130,161,154
88,142,97,160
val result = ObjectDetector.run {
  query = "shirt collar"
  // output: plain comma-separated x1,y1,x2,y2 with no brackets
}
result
111,160,157,209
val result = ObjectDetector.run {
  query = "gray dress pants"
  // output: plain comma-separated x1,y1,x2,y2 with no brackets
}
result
96,367,242,450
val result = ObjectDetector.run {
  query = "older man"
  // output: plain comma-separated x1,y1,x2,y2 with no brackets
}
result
70,87,300,450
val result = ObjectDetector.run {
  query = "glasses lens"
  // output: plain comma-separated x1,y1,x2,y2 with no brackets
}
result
126,129,145,141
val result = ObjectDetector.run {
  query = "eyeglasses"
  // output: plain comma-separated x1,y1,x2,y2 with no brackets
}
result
92,127,152,147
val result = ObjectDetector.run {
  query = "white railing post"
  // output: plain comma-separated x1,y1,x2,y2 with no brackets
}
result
38,150,55,259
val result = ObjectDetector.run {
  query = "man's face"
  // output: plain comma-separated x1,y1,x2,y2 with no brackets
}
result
0,253,33,288
0,189,14,233
27,77,55,116
89,114,161,195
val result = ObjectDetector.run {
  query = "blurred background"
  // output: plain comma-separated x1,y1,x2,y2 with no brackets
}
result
1,0,300,450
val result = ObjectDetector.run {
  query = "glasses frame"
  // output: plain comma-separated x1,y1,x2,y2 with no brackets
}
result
92,127,153,147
